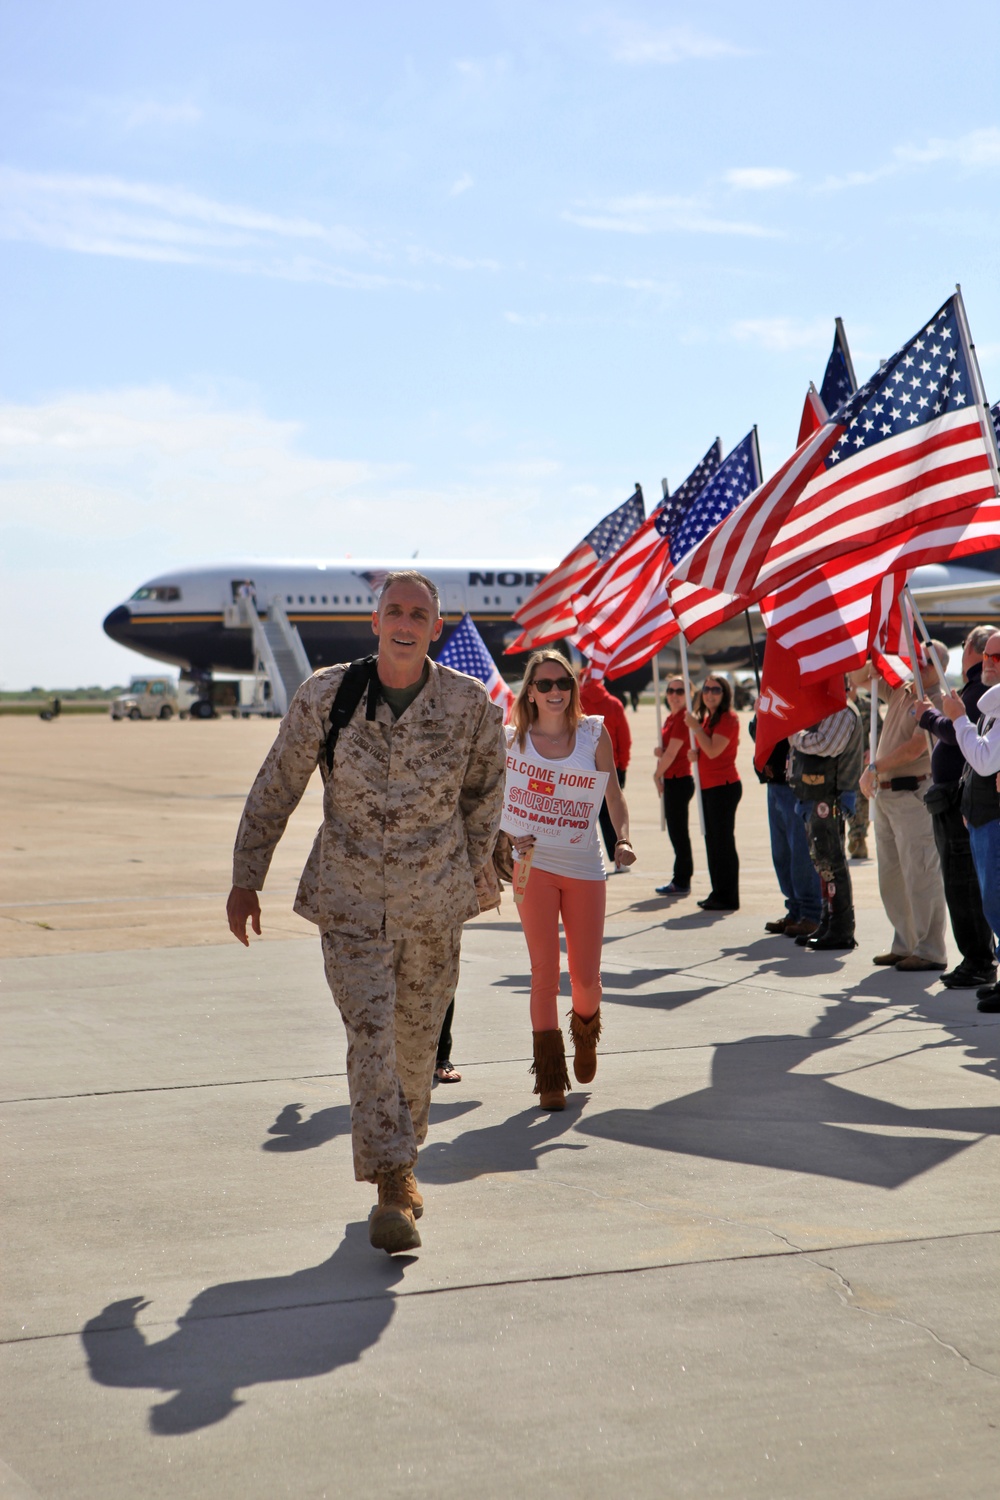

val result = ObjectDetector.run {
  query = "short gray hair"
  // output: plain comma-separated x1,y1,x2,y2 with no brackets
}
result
377,570,440,613
965,625,995,654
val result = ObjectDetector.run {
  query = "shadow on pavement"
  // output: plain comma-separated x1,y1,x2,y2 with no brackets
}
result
82,1222,404,1436
417,1100,587,1183
263,1098,479,1152
577,980,999,1188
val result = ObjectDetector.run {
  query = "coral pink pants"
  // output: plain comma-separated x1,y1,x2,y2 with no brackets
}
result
514,863,606,1031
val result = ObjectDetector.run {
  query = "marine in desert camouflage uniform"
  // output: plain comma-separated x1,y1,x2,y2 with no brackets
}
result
227,571,505,1254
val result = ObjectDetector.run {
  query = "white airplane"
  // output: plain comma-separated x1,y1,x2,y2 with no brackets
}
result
104,553,1000,686
103,560,553,681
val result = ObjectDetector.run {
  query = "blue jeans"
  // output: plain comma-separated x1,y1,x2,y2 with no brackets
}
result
968,819,1000,963
767,783,821,923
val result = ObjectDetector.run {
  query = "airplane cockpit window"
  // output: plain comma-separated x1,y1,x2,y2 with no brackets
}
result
130,585,181,602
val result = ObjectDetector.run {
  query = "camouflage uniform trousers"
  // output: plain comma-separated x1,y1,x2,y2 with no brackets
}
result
847,790,870,854
321,924,462,1183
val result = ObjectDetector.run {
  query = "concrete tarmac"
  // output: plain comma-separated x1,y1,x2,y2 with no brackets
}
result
1,711,998,1498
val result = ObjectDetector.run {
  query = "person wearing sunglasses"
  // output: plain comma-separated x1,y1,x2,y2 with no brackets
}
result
684,675,742,911
506,650,635,1108
653,677,695,897
938,629,1000,1011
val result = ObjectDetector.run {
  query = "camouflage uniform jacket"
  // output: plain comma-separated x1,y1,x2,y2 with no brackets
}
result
232,659,506,939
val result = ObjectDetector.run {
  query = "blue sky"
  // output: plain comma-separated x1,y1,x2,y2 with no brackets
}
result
3,0,1000,686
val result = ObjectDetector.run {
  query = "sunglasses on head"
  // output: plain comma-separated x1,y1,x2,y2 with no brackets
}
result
531,675,574,693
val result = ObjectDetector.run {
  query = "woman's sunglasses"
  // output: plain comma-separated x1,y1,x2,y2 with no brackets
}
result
702,684,723,693
531,676,574,693
665,686,685,695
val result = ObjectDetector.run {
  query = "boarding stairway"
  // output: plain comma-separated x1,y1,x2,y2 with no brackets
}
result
237,594,313,716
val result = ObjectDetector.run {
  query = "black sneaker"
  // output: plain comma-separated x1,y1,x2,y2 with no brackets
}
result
976,983,1000,1011
942,965,996,989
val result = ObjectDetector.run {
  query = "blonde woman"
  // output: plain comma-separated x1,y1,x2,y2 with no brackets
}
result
507,650,635,1110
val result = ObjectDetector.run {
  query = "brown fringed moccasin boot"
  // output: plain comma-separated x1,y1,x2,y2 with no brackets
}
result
568,1007,601,1084
531,1029,570,1110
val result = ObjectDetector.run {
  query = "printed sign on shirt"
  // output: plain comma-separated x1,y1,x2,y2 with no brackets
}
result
501,752,609,848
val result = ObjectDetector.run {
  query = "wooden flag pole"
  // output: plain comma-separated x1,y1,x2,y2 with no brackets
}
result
679,632,706,837
903,585,951,695
651,652,666,831
869,676,881,798
897,587,925,701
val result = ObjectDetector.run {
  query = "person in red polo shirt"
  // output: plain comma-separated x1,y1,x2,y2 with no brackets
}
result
580,669,632,868
654,675,694,896
685,674,742,911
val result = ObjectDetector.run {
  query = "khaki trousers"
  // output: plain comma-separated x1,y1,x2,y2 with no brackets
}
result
872,789,947,963
321,926,461,1182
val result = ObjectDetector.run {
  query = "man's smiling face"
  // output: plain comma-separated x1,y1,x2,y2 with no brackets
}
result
372,579,443,682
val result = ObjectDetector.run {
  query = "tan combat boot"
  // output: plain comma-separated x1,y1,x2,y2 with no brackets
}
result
368,1168,422,1254
531,1029,570,1110
568,1007,601,1084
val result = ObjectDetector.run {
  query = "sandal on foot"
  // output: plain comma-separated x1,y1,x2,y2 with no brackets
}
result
434,1060,461,1083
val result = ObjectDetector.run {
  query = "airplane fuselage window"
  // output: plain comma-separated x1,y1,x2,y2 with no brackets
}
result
130,586,181,602
310,596,316,604
298,596,305,604
287,595,293,604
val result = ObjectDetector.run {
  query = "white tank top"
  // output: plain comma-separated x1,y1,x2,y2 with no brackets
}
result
504,716,606,881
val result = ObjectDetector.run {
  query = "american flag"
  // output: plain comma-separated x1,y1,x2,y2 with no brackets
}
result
572,440,722,657
504,488,644,653
667,417,844,640
760,487,1000,683
438,612,514,718
570,441,722,642
819,318,857,416
599,432,762,677
670,294,999,641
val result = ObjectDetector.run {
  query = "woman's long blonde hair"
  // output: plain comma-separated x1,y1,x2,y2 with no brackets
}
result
510,649,583,750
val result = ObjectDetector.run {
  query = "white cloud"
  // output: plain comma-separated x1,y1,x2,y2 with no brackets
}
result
0,167,505,288
597,19,746,64
820,126,1000,190
503,311,547,326
0,385,570,558
0,167,426,288
564,193,778,237
449,173,474,196
584,273,676,302
725,167,798,191
0,387,389,543
116,98,204,131
730,316,831,353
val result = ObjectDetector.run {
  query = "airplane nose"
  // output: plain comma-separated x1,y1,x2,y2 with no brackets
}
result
103,604,131,644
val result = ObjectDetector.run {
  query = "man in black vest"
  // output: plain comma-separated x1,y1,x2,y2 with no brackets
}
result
916,629,995,990
788,702,863,950
938,628,1000,1012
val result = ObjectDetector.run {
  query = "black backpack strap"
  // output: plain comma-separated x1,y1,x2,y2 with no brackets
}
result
324,655,379,771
